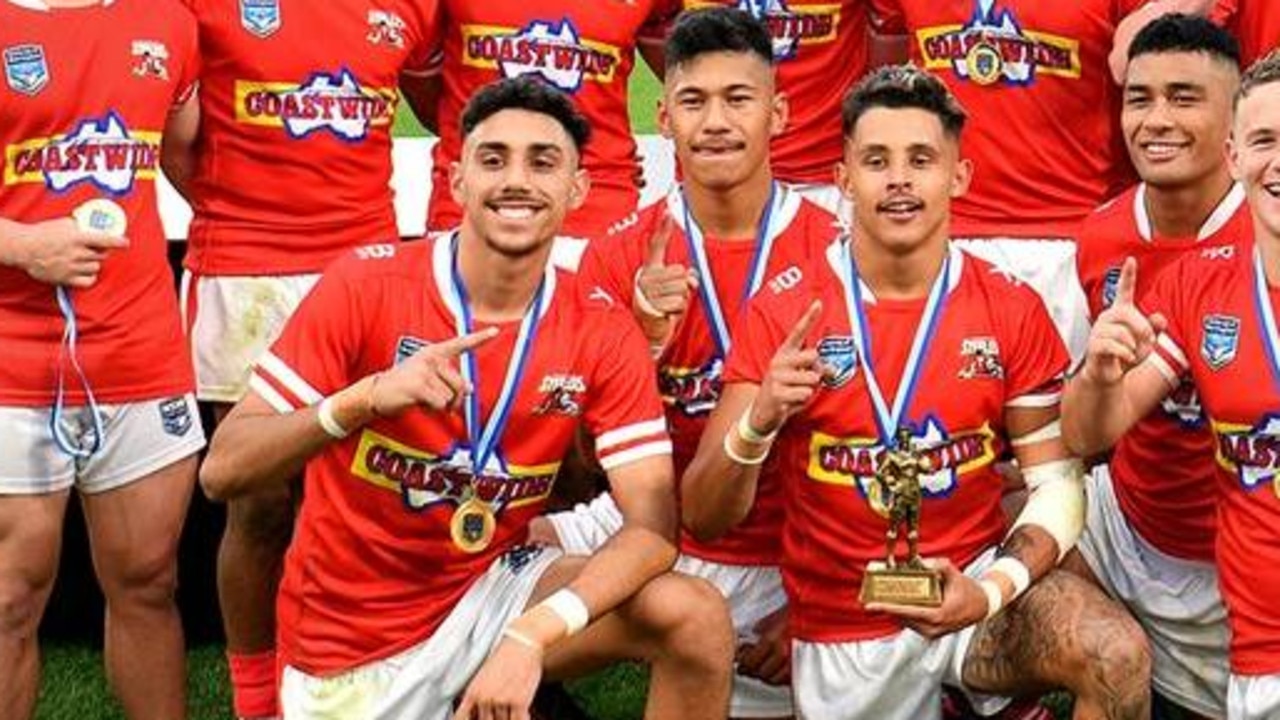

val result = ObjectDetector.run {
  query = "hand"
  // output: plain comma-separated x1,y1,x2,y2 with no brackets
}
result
633,213,698,348
736,605,791,686
865,559,988,639
1080,257,1167,387
369,327,498,417
455,635,543,720
525,517,562,548
750,300,826,434
8,217,129,288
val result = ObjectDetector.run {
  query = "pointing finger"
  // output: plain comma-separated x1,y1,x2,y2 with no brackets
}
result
782,300,823,351
436,326,500,356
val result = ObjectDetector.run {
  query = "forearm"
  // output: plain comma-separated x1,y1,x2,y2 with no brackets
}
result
160,146,196,203
0,219,33,267
681,414,771,542
201,375,379,500
566,522,678,618
1061,375,1133,456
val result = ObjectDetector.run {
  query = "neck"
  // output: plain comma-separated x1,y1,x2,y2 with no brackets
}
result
455,229,549,323
682,170,775,240
851,230,949,301
1144,169,1235,240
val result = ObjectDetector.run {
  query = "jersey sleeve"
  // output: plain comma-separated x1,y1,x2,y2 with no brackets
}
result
576,214,648,306
1141,259,1193,384
583,307,672,471
1003,287,1070,408
403,0,443,75
170,2,201,106
249,253,367,413
870,0,907,36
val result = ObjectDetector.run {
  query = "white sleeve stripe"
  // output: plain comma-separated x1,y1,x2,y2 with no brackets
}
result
599,440,672,471
1147,353,1181,387
595,418,668,451
1157,333,1188,369
1006,391,1063,408
249,374,295,414
257,352,323,406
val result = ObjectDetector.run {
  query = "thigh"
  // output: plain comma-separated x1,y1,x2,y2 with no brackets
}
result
0,405,76,495
80,455,195,591
0,491,70,601
961,569,1138,698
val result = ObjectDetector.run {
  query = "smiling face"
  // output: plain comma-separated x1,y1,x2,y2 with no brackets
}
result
1122,51,1237,190
1232,81,1280,244
449,108,589,258
658,50,786,193
837,106,970,257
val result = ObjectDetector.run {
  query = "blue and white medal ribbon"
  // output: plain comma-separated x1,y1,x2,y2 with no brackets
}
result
51,287,104,458
681,182,780,358
838,240,952,446
446,234,545,475
1252,246,1280,389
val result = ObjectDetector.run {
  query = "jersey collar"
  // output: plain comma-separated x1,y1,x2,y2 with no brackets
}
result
430,231,558,322
1133,181,1246,243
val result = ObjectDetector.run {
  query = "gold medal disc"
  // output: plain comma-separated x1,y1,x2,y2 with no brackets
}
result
450,496,496,553
964,41,1003,86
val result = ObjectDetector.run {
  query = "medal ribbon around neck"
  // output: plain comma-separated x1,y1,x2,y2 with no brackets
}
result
838,240,952,447
1251,245,1280,389
446,233,546,477
681,181,780,358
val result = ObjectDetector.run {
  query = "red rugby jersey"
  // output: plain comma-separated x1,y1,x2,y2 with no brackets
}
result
726,241,1067,641
182,0,439,275
426,0,680,240
872,0,1143,238
253,236,671,674
1213,0,1280,69
0,0,197,405
1147,240,1280,674
685,0,872,184
1076,182,1249,561
579,186,839,565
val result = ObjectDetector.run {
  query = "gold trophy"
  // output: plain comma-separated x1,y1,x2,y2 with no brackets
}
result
859,426,942,607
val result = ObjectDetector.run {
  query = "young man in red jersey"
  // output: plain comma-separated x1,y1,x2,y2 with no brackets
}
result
160,2,442,715
201,77,735,720
1069,15,1245,719
542,9,838,718
0,0,204,718
686,65,1153,719
868,0,1216,361
679,0,874,219
1065,53,1280,720
415,0,680,242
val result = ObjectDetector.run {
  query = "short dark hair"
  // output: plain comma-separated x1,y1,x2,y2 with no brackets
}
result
1237,50,1280,110
460,77,591,152
664,7,773,73
1128,13,1240,68
841,64,966,139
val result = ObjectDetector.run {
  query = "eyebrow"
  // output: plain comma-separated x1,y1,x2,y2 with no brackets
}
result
474,141,566,155
859,142,939,154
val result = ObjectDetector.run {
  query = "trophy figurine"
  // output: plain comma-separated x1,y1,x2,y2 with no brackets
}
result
858,426,943,607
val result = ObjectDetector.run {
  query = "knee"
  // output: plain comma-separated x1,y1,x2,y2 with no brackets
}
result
634,574,734,669
226,489,295,553
1073,600,1152,701
0,571,55,638
99,543,179,612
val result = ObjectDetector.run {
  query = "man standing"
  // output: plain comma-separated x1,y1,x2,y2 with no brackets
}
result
163,2,440,716
1069,15,1245,718
0,0,204,718
1064,52,1280,720
201,77,735,720
686,65,1153,719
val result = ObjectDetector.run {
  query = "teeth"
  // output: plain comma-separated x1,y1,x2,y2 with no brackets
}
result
495,206,535,219
1144,143,1183,158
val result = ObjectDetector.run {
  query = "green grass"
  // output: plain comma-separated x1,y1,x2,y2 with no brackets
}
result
391,63,664,137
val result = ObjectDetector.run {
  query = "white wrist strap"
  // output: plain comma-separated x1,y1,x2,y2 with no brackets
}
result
987,556,1032,599
541,589,590,636
502,626,543,653
317,396,350,439
979,579,1004,619
723,430,769,465
736,404,778,444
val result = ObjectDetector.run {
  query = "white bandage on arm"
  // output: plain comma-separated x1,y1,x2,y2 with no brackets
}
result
1009,419,1062,448
545,493,624,555
1010,457,1086,560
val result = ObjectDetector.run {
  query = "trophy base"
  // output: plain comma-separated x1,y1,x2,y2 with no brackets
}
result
859,561,943,607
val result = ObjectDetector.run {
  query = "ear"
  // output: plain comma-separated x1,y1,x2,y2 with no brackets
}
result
951,157,973,199
568,167,591,212
1227,134,1243,182
771,91,790,139
657,95,674,140
449,160,465,205
834,157,853,201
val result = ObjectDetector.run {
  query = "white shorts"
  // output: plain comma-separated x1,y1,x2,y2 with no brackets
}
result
792,549,1008,720
280,545,560,720
0,393,204,495
180,271,321,403
952,237,1090,362
676,555,793,718
1229,674,1280,720
1076,465,1229,718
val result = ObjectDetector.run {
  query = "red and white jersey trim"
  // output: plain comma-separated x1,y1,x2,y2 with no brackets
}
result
596,417,672,470
253,350,324,412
